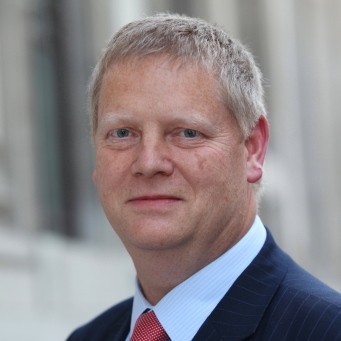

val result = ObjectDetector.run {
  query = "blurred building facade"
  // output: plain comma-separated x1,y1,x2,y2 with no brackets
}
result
0,0,340,340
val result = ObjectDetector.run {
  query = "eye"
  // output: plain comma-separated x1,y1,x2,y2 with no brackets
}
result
110,128,131,138
183,129,199,138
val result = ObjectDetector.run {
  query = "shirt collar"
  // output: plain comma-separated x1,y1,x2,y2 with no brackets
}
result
127,215,266,341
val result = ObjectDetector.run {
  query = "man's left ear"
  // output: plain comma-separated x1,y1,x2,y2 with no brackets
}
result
245,115,269,183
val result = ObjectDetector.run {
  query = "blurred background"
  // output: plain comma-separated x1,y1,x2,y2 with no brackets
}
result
0,0,340,340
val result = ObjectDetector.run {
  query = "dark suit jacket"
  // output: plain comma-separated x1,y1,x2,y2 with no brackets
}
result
67,230,341,340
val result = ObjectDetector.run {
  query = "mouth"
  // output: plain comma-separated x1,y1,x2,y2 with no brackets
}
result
127,195,182,208
129,194,181,200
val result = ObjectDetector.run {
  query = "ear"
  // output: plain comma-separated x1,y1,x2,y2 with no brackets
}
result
245,115,269,183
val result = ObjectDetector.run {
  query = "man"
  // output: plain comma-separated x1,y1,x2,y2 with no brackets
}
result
68,13,341,340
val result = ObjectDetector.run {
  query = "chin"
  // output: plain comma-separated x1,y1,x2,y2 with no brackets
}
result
125,231,189,252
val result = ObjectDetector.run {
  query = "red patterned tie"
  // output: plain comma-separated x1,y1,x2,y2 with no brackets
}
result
130,310,170,341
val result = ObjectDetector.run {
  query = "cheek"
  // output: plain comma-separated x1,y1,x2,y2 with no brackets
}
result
194,148,234,178
94,151,128,193
191,147,246,194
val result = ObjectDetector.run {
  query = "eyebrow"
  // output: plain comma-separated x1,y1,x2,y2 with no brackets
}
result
97,110,221,134
100,110,215,123
96,112,136,129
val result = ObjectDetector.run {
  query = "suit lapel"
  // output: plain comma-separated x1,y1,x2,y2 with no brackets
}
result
193,231,288,341
106,300,132,341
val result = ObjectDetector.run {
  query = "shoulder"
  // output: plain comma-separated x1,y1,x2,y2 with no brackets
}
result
271,234,341,310
260,269,341,339
257,232,341,339
66,297,133,341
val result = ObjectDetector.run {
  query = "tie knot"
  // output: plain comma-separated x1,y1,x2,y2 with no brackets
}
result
131,310,170,341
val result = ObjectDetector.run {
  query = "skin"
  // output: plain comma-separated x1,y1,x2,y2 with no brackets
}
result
93,55,269,305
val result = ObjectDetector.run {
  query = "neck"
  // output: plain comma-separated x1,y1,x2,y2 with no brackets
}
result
129,210,256,305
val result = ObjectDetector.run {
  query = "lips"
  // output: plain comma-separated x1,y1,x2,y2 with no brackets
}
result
127,195,182,208
128,195,181,201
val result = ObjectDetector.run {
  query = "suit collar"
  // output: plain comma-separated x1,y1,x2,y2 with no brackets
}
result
193,230,288,340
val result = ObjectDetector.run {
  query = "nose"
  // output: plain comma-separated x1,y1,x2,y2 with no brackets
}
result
131,134,174,177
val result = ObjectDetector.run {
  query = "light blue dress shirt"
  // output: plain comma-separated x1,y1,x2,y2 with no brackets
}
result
126,215,266,341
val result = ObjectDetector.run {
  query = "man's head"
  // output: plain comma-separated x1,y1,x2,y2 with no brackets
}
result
89,13,266,139
91,14,269,284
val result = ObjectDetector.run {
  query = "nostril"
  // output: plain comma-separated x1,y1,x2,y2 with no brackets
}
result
130,153,174,178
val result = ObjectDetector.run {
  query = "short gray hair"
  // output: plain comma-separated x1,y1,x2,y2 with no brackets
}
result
89,13,266,137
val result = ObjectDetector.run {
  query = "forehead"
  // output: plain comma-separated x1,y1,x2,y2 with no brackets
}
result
103,55,216,89
98,55,224,113
96,55,244,137
95,55,243,139
107,53,210,76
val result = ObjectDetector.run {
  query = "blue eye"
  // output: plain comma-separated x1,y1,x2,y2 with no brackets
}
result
183,129,198,138
111,128,130,138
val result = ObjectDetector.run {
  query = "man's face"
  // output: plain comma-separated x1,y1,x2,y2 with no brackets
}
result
93,55,263,255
